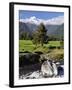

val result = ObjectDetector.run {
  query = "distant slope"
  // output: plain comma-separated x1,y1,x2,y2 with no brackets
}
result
45,25,60,34
49,24,64,39
19,22,30,33
19,21,64,39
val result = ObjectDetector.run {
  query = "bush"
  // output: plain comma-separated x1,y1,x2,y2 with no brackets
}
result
48,45,56,49
34,51,43,55
60,41,64,48
57,46,61,49
24,51,31,53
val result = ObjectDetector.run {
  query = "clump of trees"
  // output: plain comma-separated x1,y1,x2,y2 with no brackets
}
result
19,32,32,40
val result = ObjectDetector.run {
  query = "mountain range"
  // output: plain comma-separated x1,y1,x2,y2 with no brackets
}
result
19,16,64,39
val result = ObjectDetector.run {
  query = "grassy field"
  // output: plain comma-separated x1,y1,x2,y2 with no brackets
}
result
19,40,64,62
19,40,61,53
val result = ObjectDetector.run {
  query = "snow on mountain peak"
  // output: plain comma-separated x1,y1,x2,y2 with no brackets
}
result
20,16,64,25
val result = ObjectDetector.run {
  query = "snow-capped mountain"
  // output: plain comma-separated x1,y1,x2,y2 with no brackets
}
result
19,16,64,39
20,16,64,25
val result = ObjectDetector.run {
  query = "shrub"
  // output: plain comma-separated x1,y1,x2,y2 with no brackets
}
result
34,51,43,55
48,45,56,49
57,46,61,49
60,41,64,48
23,51,31,53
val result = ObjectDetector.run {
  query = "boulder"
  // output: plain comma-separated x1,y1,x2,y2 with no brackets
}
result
41,60,58,77
57,66,64,76
52,62,58,76
19,53,40,67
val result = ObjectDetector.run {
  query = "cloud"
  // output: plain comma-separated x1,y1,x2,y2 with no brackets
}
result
20,16,40,25
20,16,64,25
45,16,64,25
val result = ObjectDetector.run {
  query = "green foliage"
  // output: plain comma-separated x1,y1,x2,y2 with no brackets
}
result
32,31,40,46
19,32,32,40
32,23,48,46
48,46,57,49
48,35,57,41
60,41,64,48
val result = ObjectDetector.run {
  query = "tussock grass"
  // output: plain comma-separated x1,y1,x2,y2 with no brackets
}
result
48,49,64,61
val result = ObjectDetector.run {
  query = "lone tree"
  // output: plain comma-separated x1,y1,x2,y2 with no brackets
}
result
33,23,47,46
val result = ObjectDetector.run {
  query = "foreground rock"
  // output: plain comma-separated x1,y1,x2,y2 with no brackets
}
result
19,53,40,67
41,60,58,77
19,60,64,79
